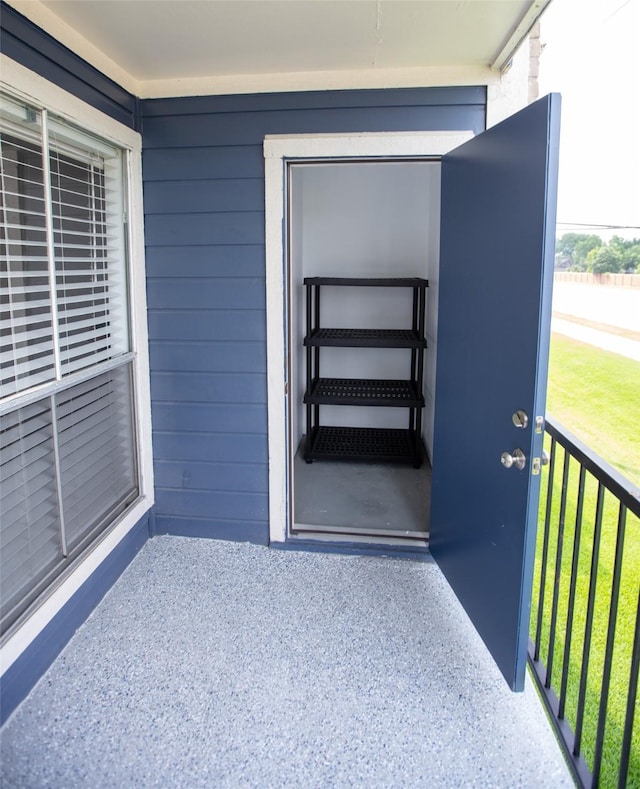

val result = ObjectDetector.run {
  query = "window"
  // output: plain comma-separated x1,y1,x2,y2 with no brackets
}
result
0,91,140,634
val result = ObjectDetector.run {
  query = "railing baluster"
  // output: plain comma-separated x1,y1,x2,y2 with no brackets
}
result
574,481,605,758
546,448,571,688
559,463,587,720
618,585,640,789
535,436,557,662
592,503,628,786
529,418,640,789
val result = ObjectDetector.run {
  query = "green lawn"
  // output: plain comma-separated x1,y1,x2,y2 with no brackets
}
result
545,335,640,485
531,334,640,788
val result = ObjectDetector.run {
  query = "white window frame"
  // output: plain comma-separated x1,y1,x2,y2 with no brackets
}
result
0,55,154,674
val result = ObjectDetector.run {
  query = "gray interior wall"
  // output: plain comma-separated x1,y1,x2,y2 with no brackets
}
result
290,161,440,459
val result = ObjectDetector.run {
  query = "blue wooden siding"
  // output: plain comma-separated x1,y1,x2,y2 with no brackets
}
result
0,1,137,129
142,88,486,544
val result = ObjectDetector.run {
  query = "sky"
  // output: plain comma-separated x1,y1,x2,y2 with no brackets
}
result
537,0,640,241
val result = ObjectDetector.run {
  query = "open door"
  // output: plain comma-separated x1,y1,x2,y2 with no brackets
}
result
430,94,561,691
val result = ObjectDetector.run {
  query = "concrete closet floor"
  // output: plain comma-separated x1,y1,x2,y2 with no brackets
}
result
293,450,430,538
0,536,572,788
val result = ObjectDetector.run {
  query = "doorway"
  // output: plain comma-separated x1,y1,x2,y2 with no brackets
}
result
263,132,473,546
287,160,439,542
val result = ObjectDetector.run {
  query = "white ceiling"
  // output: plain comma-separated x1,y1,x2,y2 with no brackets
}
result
6,0,552,98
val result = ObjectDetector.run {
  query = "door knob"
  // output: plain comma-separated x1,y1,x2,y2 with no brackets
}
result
501,448,526,470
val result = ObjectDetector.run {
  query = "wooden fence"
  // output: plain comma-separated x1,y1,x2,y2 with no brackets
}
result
554,272,640,288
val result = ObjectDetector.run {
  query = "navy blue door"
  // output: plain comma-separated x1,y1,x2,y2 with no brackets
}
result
430,94,561,691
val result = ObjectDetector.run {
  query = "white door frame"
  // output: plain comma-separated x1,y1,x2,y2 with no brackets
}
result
263,131,473,544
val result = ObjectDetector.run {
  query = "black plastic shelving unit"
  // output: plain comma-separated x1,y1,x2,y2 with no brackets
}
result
303,277,428,467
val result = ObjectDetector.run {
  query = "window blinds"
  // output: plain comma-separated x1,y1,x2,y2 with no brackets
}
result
49,119,128,378
0,92,138,634
0,399,62,625
57,364,137,551
1,110,56,397
1,96,129,399
0,365,137,628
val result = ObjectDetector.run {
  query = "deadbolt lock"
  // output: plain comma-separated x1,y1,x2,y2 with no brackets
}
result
501,448,526,470
512,410,529,429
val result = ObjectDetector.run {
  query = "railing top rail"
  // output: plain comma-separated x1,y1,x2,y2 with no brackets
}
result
546,415,640,518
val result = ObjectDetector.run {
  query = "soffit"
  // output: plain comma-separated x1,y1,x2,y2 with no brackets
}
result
7,1,552,97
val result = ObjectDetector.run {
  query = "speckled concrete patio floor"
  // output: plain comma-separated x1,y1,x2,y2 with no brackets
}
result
1,536,572,788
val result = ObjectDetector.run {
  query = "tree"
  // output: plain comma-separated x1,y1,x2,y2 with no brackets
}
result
621,244,640,272
568,257,588,272
555,233,603,271
587,245,623,274
555,233,640,273
608,237,640,273
573,234,602,264
556,233,583,259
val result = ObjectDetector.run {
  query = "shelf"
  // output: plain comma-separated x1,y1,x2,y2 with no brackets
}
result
304,328,426,348
303,277,426,466
305,378,424,407
306,426,423,465
304,276,428,288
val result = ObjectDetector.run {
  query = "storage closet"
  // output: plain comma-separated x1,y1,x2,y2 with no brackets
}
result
289,160,440,540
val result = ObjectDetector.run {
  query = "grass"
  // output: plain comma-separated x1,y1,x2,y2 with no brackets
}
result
531,334,640,788
545,335,640,485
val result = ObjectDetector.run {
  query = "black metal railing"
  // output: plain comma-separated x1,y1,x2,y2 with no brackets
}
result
529,416,640,789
